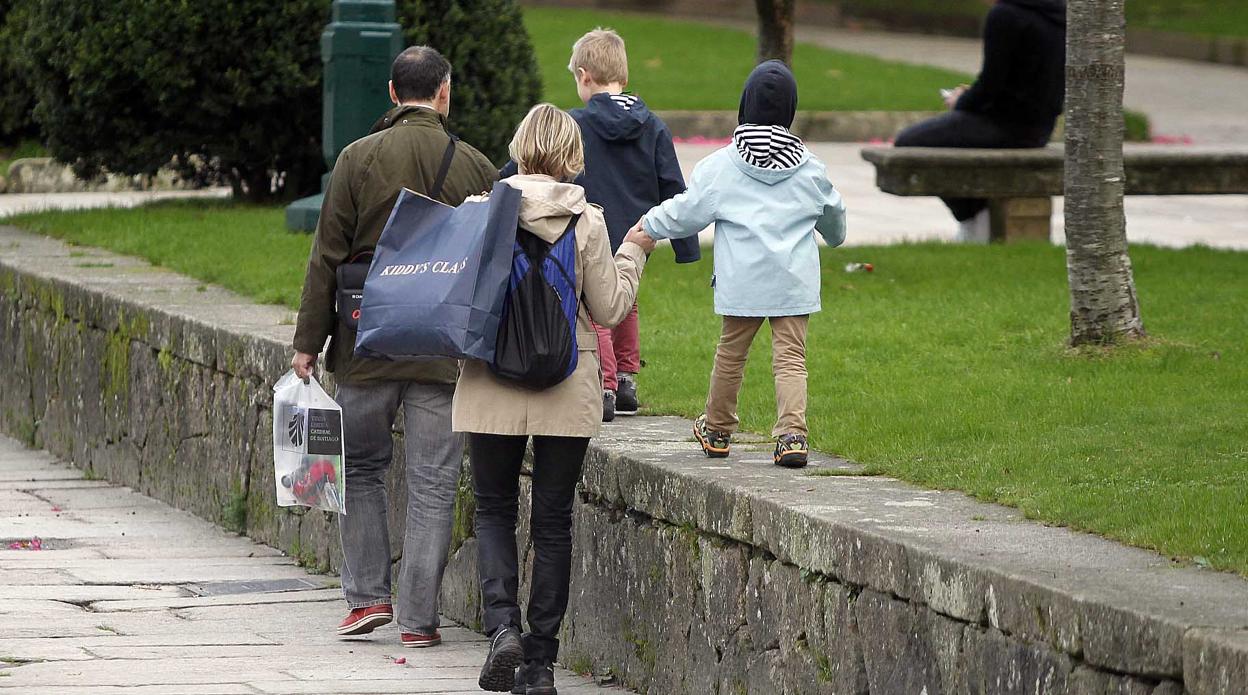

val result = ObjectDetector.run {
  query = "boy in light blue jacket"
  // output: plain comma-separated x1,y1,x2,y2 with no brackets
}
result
636,60,846,468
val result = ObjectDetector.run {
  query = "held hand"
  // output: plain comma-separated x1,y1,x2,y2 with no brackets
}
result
623,221,657,254
943,84,968,110
291,352,317,383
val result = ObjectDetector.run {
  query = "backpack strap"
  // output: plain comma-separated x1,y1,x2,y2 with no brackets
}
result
543,214,580,290
429,133,459,201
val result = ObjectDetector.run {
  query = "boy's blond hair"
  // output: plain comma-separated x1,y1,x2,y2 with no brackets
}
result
509,103,586,181
568,28,628,86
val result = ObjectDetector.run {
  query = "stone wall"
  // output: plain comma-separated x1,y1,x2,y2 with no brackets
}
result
2,158,197,194
3,226,1247,695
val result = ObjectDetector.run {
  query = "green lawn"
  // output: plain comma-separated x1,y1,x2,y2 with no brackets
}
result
1129,0,1248,38
833,0,1248,38
7,201,1247,575
523,7,971,111
0,139,47,175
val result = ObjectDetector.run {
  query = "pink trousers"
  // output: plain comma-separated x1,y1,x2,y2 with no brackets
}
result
593,304,640,391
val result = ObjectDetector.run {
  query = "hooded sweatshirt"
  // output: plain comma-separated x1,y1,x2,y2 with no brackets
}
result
956,0,1067,130
501,94,701,264
572,94,701,263
642,62,846,317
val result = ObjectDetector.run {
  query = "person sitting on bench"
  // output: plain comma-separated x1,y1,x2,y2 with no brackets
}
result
894,0,1066,242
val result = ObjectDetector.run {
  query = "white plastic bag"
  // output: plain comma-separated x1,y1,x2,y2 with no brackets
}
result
272,370,346,514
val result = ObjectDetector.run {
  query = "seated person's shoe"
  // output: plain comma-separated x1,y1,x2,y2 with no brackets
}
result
336,604,392,636
602,390,616,423
480,625,524,692
694,414,731,458
615,373,639,415
774,433,809,468
523,660,557,695
401,629,441,648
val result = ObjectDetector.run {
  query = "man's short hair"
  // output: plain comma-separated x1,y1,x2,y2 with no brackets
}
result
392,46,451,102
568,28,628,86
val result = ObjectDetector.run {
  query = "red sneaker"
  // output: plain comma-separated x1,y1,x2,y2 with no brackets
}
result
401,630,442,648
337,604,393,636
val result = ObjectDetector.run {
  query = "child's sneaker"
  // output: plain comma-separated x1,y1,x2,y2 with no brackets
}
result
602,390,616,423
616,373,639,415
774,434,809,468
694,414,731,458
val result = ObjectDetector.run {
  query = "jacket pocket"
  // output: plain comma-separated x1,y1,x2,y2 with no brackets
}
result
576,330,599,352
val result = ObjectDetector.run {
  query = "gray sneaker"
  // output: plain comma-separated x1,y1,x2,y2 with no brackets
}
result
602,390,616,423
615,373,639,415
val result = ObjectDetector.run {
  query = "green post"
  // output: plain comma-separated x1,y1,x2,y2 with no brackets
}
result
286,0,403,232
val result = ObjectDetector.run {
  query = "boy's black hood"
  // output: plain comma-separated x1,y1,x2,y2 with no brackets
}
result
580,93,652,142
1002,0,1066,26
738,59,798,128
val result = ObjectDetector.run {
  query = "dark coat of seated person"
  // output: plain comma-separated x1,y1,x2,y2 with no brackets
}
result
894,0,1066,233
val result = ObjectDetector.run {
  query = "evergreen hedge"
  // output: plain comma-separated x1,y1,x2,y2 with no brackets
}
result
16,0,326,201
0,0,36,143
12,0,540,200
398,0,543,164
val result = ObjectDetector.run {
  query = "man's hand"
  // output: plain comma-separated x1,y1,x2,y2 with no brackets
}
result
624,220,657,254
943,84,969,110
291,352,317,383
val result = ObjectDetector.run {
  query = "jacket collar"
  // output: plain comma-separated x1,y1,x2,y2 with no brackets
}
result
369,104,448,134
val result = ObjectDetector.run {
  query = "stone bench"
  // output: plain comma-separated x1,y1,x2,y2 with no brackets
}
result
860,145,1248,241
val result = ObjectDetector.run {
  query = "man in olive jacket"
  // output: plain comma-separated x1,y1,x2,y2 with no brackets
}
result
291,46,497,646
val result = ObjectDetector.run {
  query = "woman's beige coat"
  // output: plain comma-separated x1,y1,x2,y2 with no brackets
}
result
452,174,647,438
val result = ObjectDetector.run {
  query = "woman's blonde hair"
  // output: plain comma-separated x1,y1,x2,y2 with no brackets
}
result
508,103,585,181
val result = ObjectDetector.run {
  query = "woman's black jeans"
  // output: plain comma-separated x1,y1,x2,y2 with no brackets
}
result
469,433,589,663
894,110,1054,221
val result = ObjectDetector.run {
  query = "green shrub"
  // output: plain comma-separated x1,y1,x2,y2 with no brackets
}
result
398,0,542,164
1124,109,1152,142
16,0,327,201
0,0,36,143
14,0,539,195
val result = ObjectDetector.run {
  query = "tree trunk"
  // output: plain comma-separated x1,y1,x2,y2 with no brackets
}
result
755,0,795,65
1063,0,1144,345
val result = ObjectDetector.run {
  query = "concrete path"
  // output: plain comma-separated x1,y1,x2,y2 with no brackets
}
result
673,141,1248,250
0,189,231,220
784,24,1248,144
0,435,625,695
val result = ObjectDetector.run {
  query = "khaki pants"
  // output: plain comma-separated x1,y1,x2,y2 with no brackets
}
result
705,315,809,437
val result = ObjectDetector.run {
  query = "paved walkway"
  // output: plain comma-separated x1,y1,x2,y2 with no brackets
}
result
0,435,623,695
784,24,1248,144
0,189,231,220
674,142,1248,250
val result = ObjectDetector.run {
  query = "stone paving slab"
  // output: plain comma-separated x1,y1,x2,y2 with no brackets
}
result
91,587,342,613
0,436,629,695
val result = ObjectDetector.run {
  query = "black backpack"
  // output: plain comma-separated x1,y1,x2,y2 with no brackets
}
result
490,215,581,390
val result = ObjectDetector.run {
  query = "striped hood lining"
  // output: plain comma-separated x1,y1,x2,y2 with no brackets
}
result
609,94,639,111
733,124,806,170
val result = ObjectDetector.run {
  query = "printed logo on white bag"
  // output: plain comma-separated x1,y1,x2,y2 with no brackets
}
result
281,405,306,453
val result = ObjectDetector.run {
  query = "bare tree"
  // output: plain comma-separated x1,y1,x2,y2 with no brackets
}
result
755,0,795,65
1063,0,1144,345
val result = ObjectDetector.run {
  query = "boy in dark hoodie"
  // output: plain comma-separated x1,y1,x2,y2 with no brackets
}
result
894,0,1066,242
501,29,701,421
561,28,702,421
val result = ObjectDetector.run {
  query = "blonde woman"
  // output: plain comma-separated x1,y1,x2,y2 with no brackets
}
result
452,103,655,694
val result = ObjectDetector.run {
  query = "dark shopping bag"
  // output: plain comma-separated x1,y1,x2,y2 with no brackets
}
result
354,181,522,363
